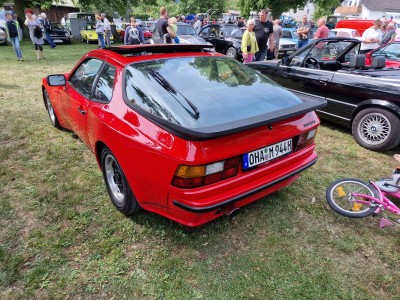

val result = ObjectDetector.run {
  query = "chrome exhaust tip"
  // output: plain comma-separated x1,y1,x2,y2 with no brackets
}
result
221,205,240,218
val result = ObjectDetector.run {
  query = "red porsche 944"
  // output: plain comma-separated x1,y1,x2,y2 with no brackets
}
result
42,44,326,227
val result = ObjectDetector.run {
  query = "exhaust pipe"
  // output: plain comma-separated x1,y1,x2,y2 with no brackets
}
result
221,205,240,218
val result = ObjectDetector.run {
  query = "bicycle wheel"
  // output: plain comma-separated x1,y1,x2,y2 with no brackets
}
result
326,178,379,218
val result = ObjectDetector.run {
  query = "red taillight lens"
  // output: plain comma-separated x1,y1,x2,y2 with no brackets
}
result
296,129,317,151
173,157,240,189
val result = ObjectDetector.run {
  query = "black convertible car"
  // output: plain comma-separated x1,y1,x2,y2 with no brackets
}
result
248,37,400,151
199,24,242,60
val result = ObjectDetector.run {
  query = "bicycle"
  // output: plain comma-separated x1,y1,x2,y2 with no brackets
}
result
326,155,400,228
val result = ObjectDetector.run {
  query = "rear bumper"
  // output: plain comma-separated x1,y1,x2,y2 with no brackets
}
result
174,157,316,213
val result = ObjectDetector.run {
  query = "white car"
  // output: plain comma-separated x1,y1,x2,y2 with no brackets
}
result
278,38,297,57
331,28,362,41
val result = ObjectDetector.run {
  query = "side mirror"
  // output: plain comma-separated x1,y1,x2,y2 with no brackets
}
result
47,74,66,86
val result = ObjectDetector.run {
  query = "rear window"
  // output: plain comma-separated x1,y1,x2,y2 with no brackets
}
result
124,56,302,130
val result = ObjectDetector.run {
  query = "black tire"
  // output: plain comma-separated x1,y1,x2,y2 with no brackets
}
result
352,108,400,151
225,47,238,60
326,178,379,218
43,89,62,129
101,147,141,216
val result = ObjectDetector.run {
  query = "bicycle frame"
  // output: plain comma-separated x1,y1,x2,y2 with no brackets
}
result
351,181,400,215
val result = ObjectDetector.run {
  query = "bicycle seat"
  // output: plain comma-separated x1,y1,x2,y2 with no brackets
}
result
374,179,400,193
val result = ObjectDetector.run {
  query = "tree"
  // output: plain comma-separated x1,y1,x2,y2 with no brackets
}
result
239,0,308,19
313,0,341,20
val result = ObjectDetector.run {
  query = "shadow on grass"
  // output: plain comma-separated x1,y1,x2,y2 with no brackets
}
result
0,83,20,89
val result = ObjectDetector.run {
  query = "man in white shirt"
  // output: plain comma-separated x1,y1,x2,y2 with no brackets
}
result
360,19,382,54
101,13,112,48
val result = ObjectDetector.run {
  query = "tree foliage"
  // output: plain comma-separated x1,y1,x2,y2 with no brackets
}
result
239,0,308,19
313,0,341,20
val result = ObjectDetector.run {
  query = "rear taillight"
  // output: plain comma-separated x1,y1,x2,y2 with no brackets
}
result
172,157,240,189
295,129,317,151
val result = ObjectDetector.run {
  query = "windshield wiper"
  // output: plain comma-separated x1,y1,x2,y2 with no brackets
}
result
144,67,200,119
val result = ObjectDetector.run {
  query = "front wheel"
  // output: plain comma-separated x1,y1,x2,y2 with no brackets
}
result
43,89,62,129
352,108,400,151
225,47,238,60
326,178,379,218
101,147,141,216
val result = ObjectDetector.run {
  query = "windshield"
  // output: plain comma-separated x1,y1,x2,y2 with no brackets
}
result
224,26,243,37
177,25,197,36
124,57,302,129
52,23,64,30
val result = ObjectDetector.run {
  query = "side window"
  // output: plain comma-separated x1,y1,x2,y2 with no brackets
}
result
210,27,219,37
69,59,103,98
200,27,210,38
93,64,116,102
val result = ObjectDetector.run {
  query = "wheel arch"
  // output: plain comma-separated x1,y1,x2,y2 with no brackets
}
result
95,141,108,169
351,99,400,124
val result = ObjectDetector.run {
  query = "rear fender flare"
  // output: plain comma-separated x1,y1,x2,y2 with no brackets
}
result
352,99,400,123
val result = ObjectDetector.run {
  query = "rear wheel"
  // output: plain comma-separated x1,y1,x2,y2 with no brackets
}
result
225,47,238,60
43,89,62,129
101,147,141,216
326,178,379,218
352,108,400,151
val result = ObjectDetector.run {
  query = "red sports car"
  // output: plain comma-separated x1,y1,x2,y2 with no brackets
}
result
365,41,400,67
42,44,325,227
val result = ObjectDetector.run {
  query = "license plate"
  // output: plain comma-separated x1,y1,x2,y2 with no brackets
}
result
242,139,292,169
54,39,63,43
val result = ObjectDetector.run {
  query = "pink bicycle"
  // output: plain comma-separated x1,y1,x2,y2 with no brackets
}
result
326,155,400,228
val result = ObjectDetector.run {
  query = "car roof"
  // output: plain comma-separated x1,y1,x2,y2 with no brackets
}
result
313,37,361,43
85,44,218,66
332,28,357,32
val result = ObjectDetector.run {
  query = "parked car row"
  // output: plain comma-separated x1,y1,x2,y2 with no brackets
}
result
248,37,400,152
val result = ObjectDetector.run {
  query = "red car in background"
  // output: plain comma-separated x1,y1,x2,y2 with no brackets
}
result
41,44,325,227
119,24,152,43
365,41,400,67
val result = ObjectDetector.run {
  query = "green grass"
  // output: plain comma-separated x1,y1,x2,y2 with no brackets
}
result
1,40,399,299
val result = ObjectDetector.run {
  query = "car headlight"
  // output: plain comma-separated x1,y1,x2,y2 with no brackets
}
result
65,32,70,37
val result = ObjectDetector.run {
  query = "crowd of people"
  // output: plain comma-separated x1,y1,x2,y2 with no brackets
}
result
2,8,59,61
3,5,400,63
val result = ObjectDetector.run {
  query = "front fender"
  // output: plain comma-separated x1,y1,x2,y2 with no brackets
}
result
352,99,400,121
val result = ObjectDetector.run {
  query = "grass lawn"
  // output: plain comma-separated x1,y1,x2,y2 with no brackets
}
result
0,40,399,299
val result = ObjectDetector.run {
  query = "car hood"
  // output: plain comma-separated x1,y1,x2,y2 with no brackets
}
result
280,38,297,46
179,35,209,45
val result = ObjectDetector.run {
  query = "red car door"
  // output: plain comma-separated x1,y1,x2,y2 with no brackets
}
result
63,58,104,146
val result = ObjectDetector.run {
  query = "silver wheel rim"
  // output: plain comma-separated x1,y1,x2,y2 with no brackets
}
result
45,92,56,125
357,112,391,145
226,48,235,58
104,154,125,205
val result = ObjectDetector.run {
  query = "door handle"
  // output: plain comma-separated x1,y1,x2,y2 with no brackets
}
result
78,107,86,115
